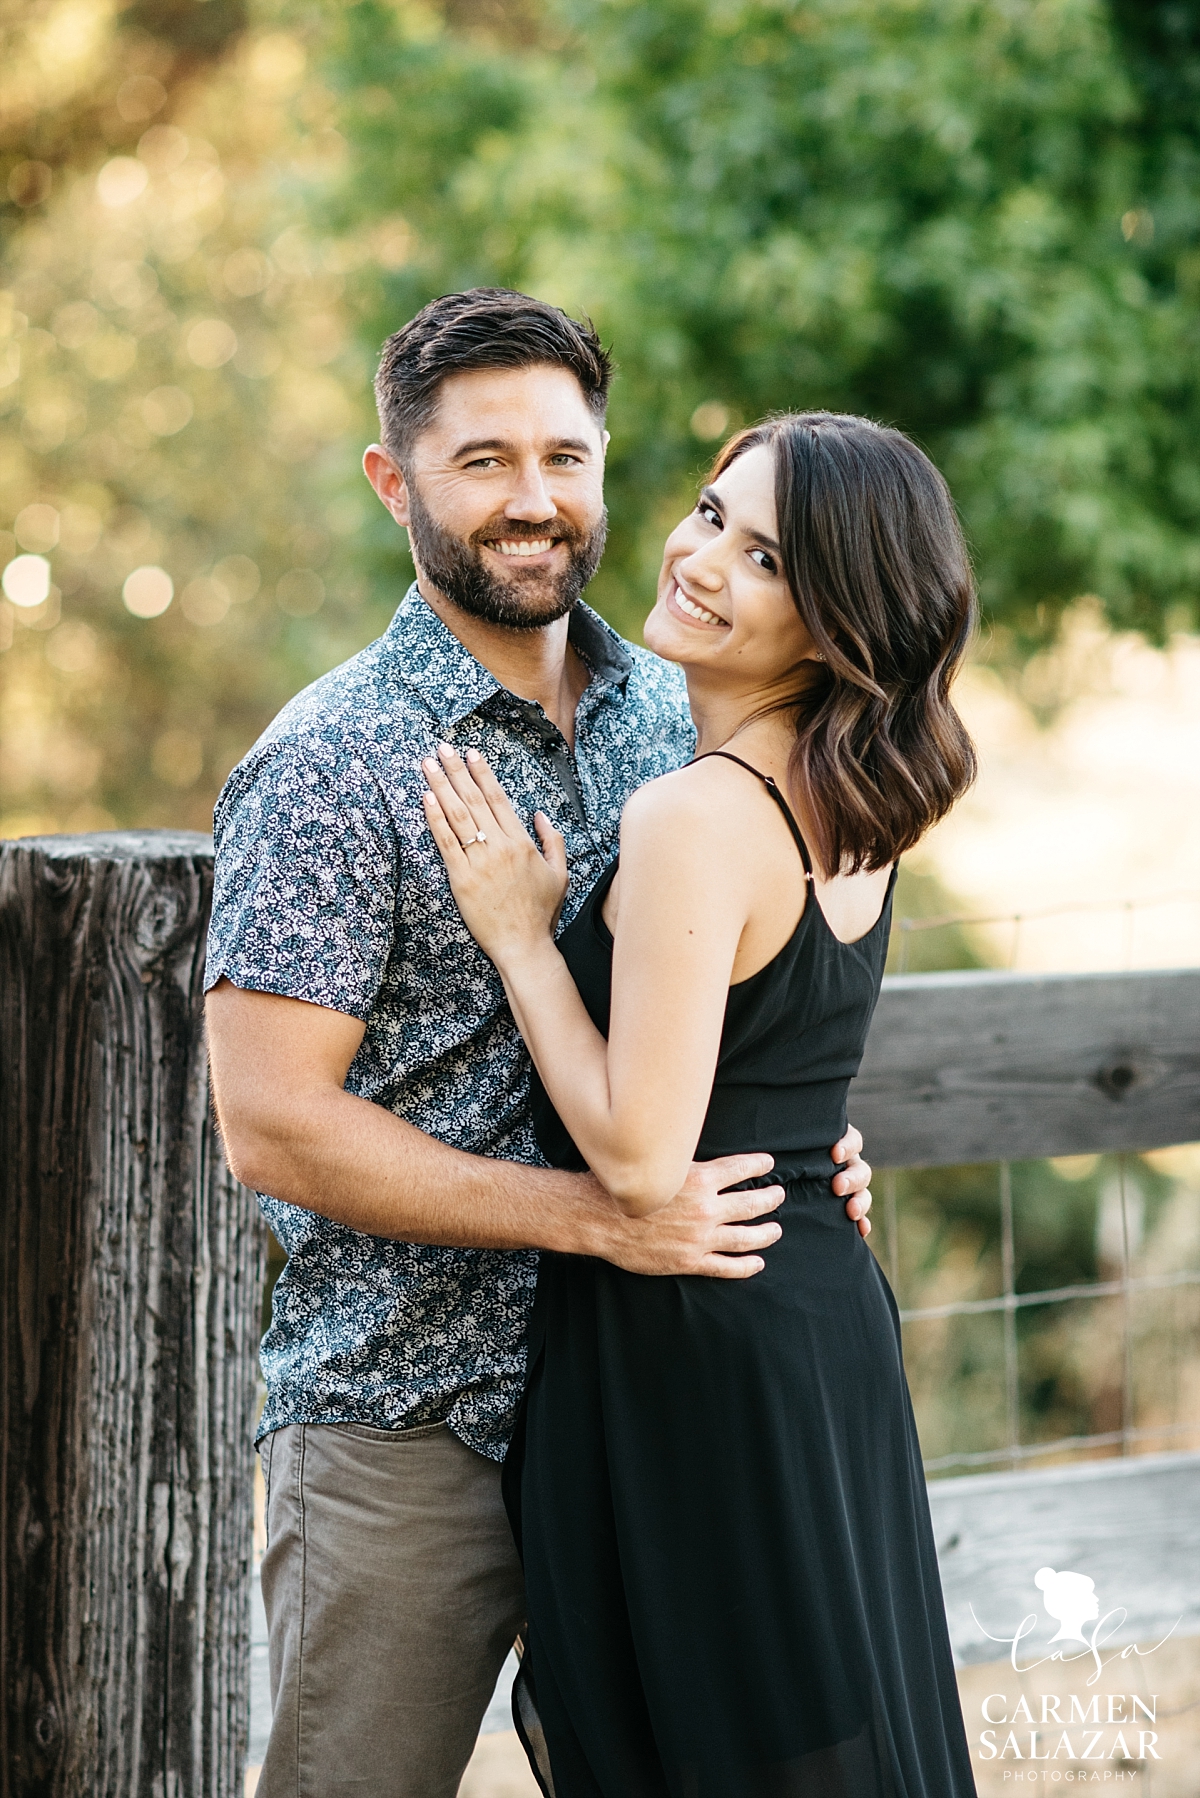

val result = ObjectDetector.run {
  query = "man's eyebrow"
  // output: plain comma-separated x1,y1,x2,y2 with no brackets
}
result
451,436,596,459
699,485,781,553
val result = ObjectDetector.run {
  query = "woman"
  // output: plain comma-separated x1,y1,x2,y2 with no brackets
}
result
422,412,978,1797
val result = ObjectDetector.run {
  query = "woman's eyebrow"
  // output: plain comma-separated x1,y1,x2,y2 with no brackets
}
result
701,486,780,554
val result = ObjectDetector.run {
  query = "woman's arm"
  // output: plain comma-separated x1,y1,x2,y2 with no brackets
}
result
422,747,756,1215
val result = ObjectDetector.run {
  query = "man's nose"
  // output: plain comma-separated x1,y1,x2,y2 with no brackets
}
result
504,461,558,522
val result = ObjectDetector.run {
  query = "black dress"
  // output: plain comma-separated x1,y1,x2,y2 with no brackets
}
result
504,753,976,1798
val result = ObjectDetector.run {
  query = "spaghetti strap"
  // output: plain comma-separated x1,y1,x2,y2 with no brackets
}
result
694,750,815,880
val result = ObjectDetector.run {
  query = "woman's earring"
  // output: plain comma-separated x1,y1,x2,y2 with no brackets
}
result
813,651,825,662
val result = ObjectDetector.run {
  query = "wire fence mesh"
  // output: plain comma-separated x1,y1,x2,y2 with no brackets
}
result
878,893,1200,1477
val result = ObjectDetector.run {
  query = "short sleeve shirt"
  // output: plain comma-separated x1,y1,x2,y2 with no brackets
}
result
205,586,695,1459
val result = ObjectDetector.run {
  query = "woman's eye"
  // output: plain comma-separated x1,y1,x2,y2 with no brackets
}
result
749,547,777,575
697,502,721,528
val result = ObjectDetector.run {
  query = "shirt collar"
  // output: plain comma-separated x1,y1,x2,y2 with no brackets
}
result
381,583,633,730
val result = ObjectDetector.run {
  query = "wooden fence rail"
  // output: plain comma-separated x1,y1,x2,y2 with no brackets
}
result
2,833,1198,1792
853,966,1200,1168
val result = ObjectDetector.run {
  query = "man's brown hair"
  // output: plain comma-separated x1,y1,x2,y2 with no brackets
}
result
374,288,613,463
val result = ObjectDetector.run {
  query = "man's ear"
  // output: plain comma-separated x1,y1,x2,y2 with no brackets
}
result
363,443,411,528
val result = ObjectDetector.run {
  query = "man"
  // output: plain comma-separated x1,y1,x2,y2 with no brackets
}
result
205,289,874,1798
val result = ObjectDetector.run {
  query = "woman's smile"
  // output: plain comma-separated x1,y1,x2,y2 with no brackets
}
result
665,577,731,630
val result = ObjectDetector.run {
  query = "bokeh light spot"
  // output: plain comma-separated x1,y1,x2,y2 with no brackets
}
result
116,75,167,124
186,319,238,368
97,158,149,208
123,565,174,617
248,34,307,93
142,386,194,436
3,554,53,608
138,125,189,173
15,505,60,552
212,554,260,602
690,402,731,441
223,248,273,297
46,621,100,674
104,261,159,309
181,576,231,626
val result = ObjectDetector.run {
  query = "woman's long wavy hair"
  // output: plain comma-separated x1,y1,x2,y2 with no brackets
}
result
712,412,977,874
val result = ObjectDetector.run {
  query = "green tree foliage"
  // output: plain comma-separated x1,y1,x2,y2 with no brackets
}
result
330,0,1200,647
3,0,1199,836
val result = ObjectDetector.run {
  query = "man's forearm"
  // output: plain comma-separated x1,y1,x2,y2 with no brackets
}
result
216,1079,620,1256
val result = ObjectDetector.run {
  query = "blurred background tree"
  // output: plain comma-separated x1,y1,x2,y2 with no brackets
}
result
3,0,1200,831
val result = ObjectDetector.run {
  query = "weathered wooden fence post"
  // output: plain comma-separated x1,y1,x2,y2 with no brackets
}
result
0,831,264,1798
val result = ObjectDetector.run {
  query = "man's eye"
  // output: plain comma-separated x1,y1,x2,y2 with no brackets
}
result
465,457,502,469
548,454,581,467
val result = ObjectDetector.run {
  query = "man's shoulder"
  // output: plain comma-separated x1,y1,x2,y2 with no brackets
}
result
217,610,430,813
261,629,417,754
619,639,691,721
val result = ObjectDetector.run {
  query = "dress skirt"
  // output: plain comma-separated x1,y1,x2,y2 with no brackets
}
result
503,1175,978,1798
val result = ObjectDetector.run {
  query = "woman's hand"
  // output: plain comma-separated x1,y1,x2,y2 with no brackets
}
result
422,744,569,967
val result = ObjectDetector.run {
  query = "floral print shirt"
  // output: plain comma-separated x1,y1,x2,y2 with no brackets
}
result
205,585,694,1459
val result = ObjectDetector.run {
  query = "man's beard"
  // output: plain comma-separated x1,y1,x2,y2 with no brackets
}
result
405,481,607,631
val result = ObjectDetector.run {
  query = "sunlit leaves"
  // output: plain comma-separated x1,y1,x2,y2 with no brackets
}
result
0,7,373,834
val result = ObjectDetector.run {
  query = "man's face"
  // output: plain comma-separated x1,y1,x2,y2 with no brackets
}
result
368,365,608,629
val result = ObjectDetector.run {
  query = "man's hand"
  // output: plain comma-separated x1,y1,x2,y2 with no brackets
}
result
832,1123,873,1237
593,1154,785,1279
593,1127,873,1275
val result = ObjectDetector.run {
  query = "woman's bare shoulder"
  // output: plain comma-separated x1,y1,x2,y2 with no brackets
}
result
622,753,769,836
616,759,781,911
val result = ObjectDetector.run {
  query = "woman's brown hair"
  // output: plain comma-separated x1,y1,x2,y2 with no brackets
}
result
712,412,977,873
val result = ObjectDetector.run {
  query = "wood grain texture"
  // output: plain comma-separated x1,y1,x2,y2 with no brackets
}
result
0,832,265,1798
855,968,1200,1168
928,1451,1200,1664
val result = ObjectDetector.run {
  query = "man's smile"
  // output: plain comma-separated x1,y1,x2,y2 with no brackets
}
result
486,537,561,559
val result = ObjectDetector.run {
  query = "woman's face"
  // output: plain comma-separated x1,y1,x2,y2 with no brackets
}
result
644,443,819,691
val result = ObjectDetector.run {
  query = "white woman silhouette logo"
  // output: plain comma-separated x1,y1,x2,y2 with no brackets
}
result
1035,1567,1101,1644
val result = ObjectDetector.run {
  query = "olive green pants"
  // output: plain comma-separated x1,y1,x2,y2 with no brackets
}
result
257,1421,526,1798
